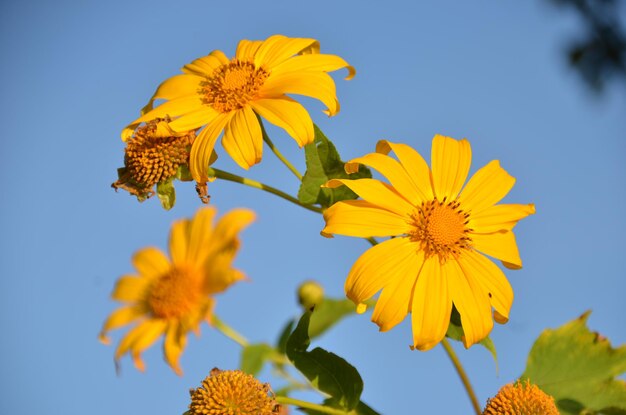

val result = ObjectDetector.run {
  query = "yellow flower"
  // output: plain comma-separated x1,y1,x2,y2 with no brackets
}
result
322,135,535,350
483,380,559,415
122,34,354,183
99,206,255,375
189,368,281,415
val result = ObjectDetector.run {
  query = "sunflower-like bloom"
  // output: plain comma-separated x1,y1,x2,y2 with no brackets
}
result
122,34,354,183
189,368,281,415
322,135,535,350
99,206,255,374
483,380,559,415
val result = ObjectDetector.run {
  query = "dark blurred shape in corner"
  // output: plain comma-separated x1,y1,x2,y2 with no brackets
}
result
549,0,626,93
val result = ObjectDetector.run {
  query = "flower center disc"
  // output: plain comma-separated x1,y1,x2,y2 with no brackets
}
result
148,267,201,319
411,199,471,260
202,60,270,113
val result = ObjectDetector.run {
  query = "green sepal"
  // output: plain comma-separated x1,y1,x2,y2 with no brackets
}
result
298,125,372,208
156,177,176,210
286,310,364,411
521,311,626,415
239,343,275,376
175,164,193,182
445,307,498,368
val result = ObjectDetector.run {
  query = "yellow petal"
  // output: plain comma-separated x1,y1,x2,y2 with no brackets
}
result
458,250,513,324
261,71,339,116
182,50,229,76
371,249,426,332
431,135,472,201
212,208,256,250
324,178,414,218
458,160,515,214
272,53,355,80
469,203,536,233
128,319,168,372
222,107,263,169
132,247,170,279
447,260,493,348
250,97,314,147
100,305,146,335
186,207,217,265
122,96,204,141
163,322,188,376
346,152,424,205
322,200,411,238
236,39,263,61
169,219,190,266
254,35,317,69
471,231,523,268
168,107,219,132
410,257,453,350
111,275,150,302
140,74,203,114
189,113,232,182
376,140,434,202
345,237,421,305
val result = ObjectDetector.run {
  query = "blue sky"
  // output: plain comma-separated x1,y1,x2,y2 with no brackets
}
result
1,0,624,414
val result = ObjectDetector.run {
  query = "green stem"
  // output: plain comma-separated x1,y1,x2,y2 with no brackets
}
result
208,167,323,214
275,396,352,415
212,316,249,348
259,118,303,181
441,338,482,415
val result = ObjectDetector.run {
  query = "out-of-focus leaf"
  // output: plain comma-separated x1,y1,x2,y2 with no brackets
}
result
156,178,176,210
445,307,498,367
300,398,381,415
298,125,371,208
521,311,626,415
308,298,357,339
286,310,363,411
276,319,296,355
240,343,274,376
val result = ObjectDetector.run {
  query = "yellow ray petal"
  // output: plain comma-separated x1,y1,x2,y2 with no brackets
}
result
324,178,414,218
376,140,434,202
132,247,170,279
111,275,150,302
186,207,217,265
182,50,229,76
271,53,355,80
100,305,146,336
164,322,187,376
254,35,317,69
189,113,232,182
169,219,190,266
236,39,263,61
140,74,203,114
122,96,204,140
345,237,421,305
129,319,168,372
410,257,452,351
431,135,472,201
222,107,263,169
458,250,513,324
250,97,314,147
168,106,219,132
371,249,425,332
469,203,536,233
459,160,515,214
261,71,339,116
447,260,493,348
345,152,425,205
471,231,523,268
322,200,411,238
212,208,256,251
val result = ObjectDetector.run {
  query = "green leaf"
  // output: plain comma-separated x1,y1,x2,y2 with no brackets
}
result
276,319,296,355
298,125,371,208
286,310,364,411
521,311,626,415
445,307,498,367
240,343,274,376
299,398,382,415
175,164,193,181
156,178,176,210
308,298,358,339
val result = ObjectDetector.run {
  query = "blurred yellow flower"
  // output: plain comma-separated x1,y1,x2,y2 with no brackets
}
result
122,34,354,183
483,380,559,415
99,206,255,375
322,135,534,350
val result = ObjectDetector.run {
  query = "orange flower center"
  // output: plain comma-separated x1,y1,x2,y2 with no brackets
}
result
410,199,472,261
201,60,270,113
482,381,559,415
148,266,202,319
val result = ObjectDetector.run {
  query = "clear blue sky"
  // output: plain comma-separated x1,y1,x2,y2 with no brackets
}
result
1,0,624,414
